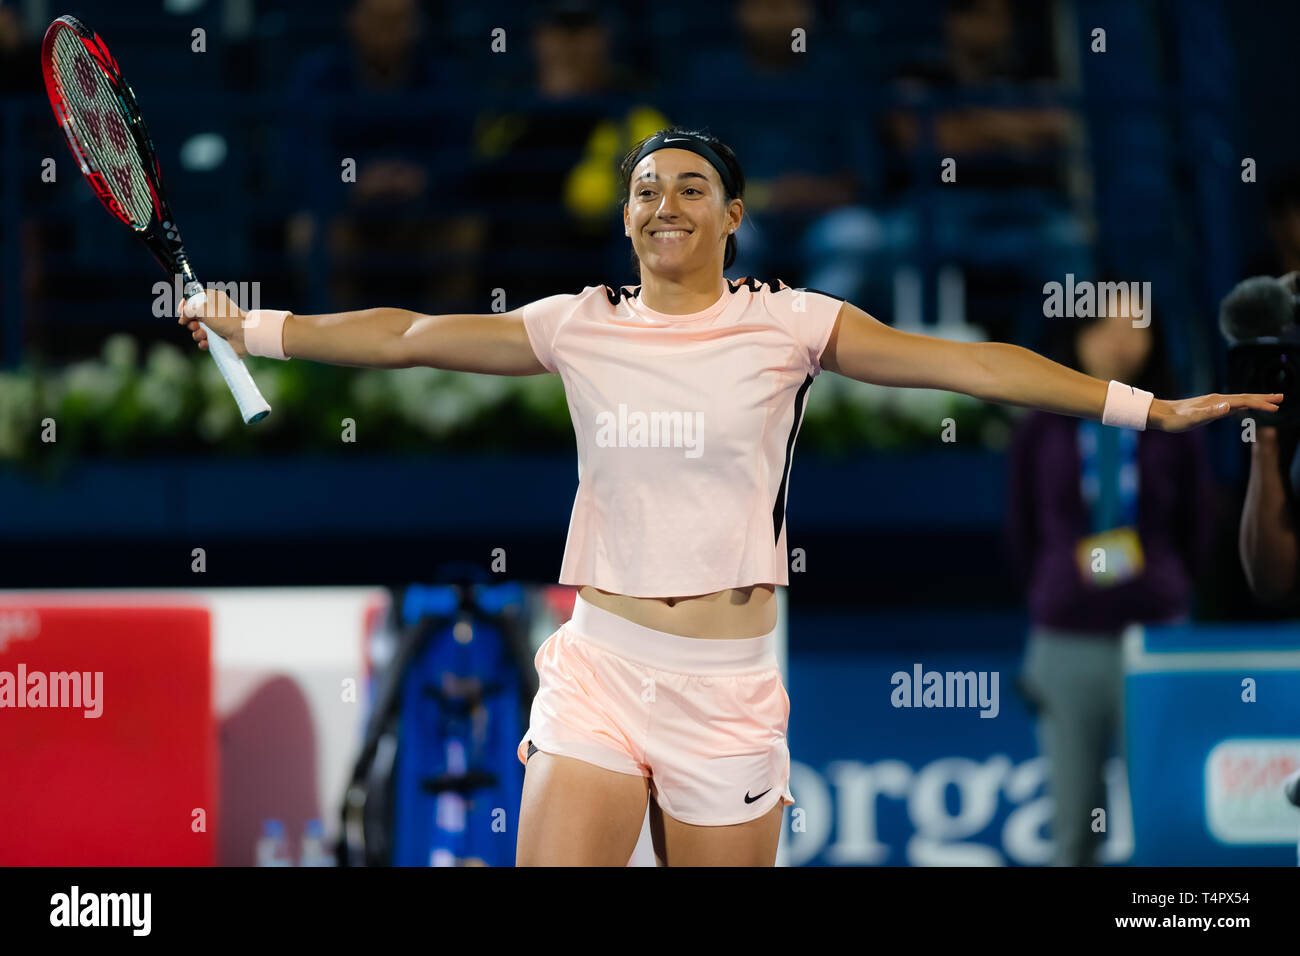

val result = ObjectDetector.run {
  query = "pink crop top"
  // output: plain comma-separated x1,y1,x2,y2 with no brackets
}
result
521,275,845,598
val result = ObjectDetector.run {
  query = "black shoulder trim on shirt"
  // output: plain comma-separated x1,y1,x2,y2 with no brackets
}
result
602,283,642,306
726,277,847,303
727,276,764,293
802,285,846,303
773,372,815,546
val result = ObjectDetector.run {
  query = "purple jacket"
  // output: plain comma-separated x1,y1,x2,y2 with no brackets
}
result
1005,410,1217,634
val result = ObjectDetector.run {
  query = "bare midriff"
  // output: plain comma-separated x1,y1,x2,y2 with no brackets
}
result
577,584,778,639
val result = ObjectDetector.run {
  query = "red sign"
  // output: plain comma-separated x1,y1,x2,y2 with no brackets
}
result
0,603,216,865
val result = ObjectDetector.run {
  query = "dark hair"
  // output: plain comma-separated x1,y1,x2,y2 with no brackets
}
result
618,127,745,279
1044,280,1179,398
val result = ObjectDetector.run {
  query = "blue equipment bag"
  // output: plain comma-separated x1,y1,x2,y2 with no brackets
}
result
339,567,530,867
390,582,525,866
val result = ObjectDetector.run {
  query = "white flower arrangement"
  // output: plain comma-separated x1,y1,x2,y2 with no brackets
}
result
0,333,1013,464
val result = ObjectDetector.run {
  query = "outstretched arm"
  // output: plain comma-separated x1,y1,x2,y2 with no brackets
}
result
820,301,1283,432
180,289,548,375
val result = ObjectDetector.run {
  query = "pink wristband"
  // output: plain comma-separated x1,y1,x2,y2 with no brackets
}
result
243,309,291,360
1101,379,1154,430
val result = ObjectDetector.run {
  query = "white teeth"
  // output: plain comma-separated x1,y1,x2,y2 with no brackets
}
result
652,230,689,239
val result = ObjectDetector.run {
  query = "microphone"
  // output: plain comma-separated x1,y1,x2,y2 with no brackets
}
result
1285,768,1300,808
1218,275,1298,344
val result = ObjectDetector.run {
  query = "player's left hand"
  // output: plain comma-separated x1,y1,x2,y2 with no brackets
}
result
1151,393,1283,432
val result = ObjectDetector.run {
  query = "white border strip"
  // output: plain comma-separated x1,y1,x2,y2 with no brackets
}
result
1122,624,1300,672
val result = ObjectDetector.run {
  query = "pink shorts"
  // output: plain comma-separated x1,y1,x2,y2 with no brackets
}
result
517,593,795,826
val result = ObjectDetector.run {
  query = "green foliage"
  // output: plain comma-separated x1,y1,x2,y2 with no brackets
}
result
0,334,1015,470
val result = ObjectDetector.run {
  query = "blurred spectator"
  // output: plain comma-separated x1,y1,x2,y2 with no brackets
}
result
677,0,880,297
467,0,668,305
869,0,1091,333
888,0,1073,169
1244,167,1300,277
0,5,40,95
1005,295,1215,865
284,0,481,311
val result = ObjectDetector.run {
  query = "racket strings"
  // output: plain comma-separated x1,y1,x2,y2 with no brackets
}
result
51,28,154,228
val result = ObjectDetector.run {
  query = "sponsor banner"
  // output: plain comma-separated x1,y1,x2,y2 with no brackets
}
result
1205,738,1300,844
780,623,1300,866
785,649,1134,866
0,600,215,865
1124,623,1300,864
0,587,387,867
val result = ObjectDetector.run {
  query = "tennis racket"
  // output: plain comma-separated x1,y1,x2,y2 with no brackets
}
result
40,14,270,424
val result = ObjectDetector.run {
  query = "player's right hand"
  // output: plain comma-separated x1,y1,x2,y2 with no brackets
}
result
179,288,247,358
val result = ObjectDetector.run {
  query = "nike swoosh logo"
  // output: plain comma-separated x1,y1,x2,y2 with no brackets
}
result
664,137,690,142
744,788,772,804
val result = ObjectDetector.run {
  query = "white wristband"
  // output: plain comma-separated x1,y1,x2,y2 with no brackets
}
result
243,309,291,360
1101,379,1154,430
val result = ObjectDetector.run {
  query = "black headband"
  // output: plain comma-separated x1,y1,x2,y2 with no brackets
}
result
630,132,738,197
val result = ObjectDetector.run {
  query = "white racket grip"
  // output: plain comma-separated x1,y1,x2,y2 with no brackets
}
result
182,289,270,424
198,321,271,423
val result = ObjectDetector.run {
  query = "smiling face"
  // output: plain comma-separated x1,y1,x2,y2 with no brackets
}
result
623,148,741,281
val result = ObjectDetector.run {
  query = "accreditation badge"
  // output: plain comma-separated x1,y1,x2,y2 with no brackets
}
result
1075,526,1144,588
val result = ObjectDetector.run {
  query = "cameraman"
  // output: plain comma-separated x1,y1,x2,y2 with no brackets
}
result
1235,272,1300,608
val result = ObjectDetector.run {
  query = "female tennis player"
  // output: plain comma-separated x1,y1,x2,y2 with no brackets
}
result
183,127,1282,867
